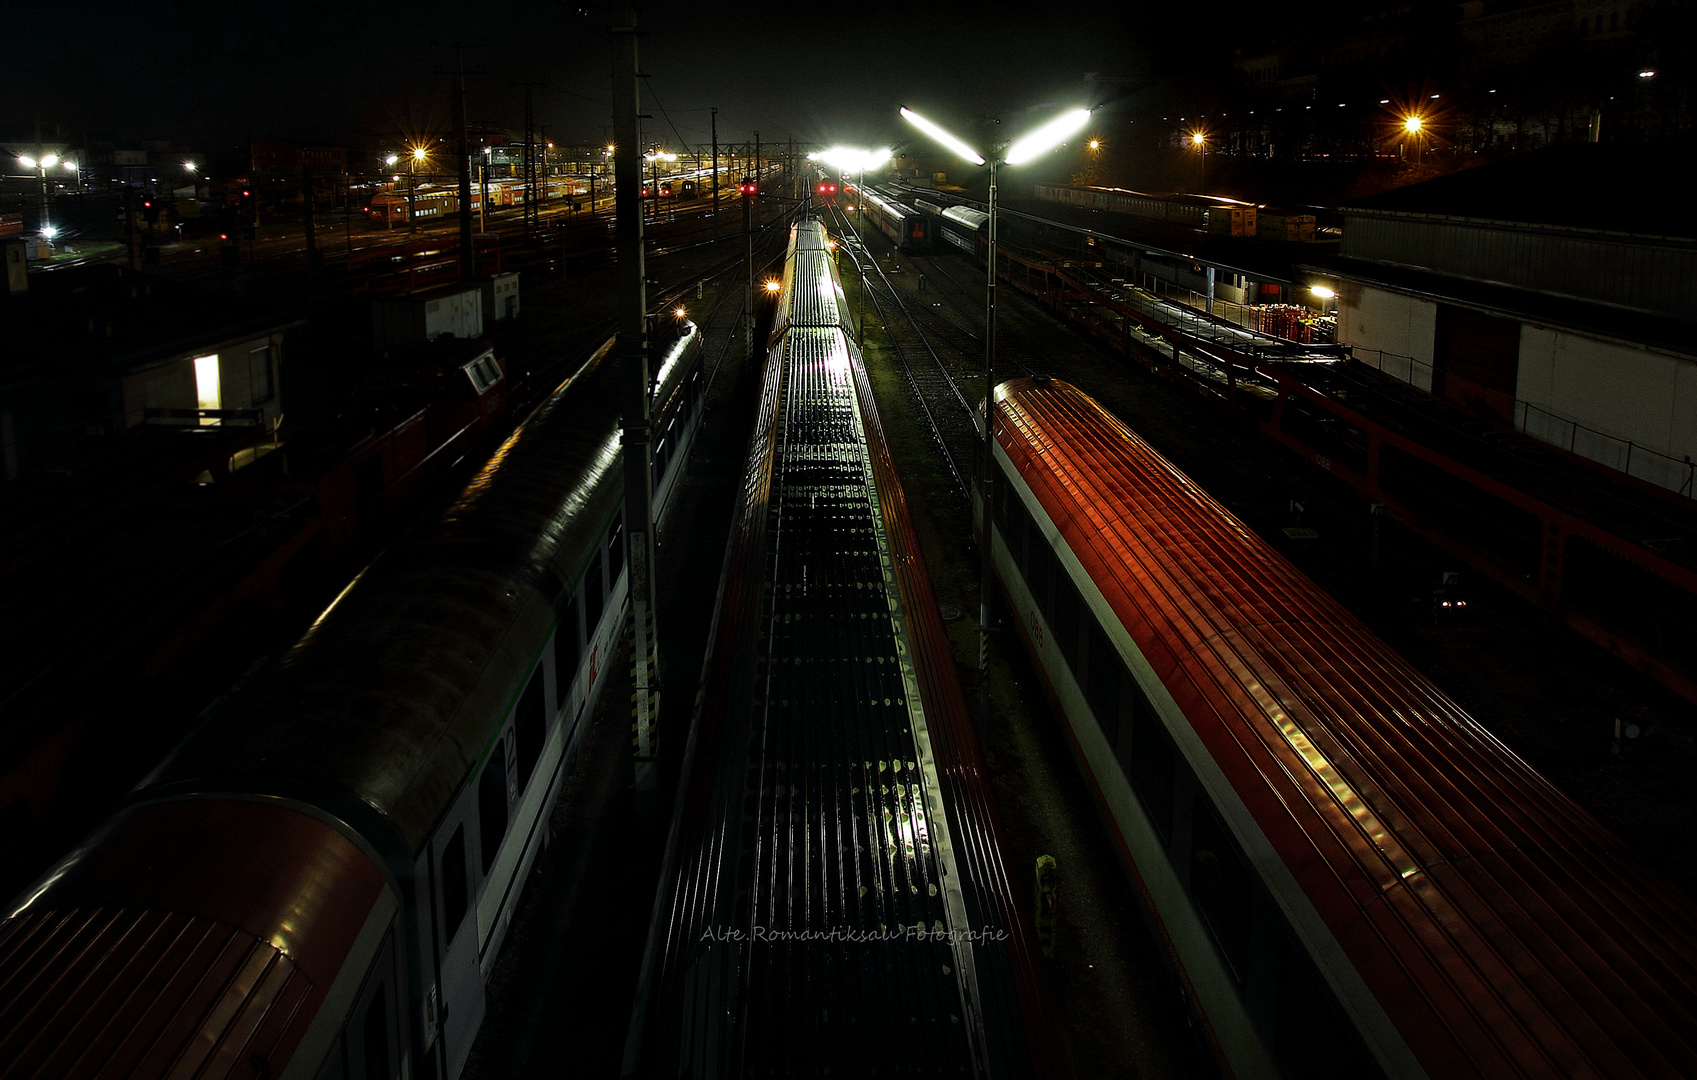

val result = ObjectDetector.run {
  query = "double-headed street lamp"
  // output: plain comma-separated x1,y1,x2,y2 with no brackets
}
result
17,152,60,238
900,104,1091,726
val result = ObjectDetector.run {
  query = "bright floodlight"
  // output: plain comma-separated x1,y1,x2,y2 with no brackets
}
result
40,154,58,168
385,154,399,166
412,147,427,161
815,146,891,174
18,155,36,168
1191,132,1206,146
183,160,196,173
1403,115,1423,134
900,108,984,166
1310,285,1336,300
1004,108,1092,165
40,225,58,240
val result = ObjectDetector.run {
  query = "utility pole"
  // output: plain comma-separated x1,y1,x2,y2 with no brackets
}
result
302,163,318,301
450,50,476,280
514,81,546,240
612,2,661,814
710,107,719,226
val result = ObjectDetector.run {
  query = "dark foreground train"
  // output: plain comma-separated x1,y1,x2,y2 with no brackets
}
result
622,220,1067,1077
0,324,708,1080
985,376,1697,1079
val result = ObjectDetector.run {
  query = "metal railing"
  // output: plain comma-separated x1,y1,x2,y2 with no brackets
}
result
1516,400,1695,499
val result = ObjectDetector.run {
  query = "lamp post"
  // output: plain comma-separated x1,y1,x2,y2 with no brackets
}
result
901,104,1091,730
1400,115,1423,161
408,146,427,233
1191,130,1206,192
18,152,59,237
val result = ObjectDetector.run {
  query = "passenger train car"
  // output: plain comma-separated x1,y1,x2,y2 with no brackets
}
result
623,221,1067,1078
860,188,930,252
0,323,709,1080
914,197,989,260
984,376,1697,1079
1032,183,1244,231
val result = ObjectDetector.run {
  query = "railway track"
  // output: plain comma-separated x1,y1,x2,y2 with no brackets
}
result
824,205,993,508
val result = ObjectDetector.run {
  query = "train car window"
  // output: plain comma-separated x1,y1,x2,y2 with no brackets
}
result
1275,936,1381,1079
1053,568,1082,673
478,740,509,876
1189,799,1253,981
1027,536,1056,622
1113,670,1144,771
608,512,625,582
1131,707,1175,844
515,668,545,793
362,985,390,1080
581,548,606,639
1086,622,1119,730
553,598,582,712
442,826,469,946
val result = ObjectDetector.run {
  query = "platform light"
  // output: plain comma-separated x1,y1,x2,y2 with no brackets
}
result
1005,108,1091,164
901,101,1092,733
900,108,985,166
1311,285,1336,300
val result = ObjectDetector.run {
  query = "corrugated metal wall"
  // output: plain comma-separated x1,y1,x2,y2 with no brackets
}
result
1342,213,1697,319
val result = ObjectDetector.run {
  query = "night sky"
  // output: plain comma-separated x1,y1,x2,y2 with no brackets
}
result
9,1,1226,159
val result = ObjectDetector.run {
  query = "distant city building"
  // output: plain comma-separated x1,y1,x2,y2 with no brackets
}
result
251,138,348,206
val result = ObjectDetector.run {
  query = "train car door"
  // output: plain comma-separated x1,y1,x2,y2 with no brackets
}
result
428,795,487,1079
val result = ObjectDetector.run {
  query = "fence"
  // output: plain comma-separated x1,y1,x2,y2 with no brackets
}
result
1517,400,1695,499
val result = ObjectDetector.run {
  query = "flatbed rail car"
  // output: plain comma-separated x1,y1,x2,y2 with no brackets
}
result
1261,360,1697,704
985,375,1697,1079
861,187,931,252
0,324,709,1080
623,220,1067,1078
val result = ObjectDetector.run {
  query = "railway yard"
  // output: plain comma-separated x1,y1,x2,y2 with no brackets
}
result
4,173,1693,1078
453,181,1696,1076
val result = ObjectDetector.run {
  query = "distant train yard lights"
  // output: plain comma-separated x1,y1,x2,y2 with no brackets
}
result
899,102,1092,730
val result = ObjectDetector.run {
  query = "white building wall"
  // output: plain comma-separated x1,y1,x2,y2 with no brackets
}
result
1338,284,1437,392
1518,327,1697,494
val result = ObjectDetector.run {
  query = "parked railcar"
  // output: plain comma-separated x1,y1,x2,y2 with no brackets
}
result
0,323,708,1080
624,221,1066,1078
931,203,989,260
860,188,930,251
986,375,1697,1079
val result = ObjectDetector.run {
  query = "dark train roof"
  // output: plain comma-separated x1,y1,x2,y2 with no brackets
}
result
140,350,628,856
1344,143,1692,238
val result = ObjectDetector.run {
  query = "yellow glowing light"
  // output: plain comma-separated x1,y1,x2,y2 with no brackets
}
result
1310,285,1336,300
1403,115,1423,134
764,280,781,293
1088,139,1100,151
674,306,687,319
1191,132,1205,146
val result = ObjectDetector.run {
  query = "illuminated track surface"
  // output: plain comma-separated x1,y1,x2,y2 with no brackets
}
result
623,219,1066,1078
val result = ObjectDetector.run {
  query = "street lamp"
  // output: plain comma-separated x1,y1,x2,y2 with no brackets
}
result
409,146,428,233
1401,114,1423,161
1190,130,1207,191
18,153,59,237
900,103,1091,727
